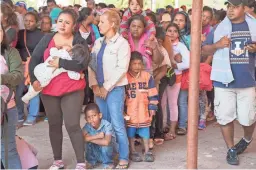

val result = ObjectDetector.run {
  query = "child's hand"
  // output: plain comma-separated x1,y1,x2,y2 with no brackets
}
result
201,34,206,42
97,132,105,139
149,110,156,117
80,73,85,79
149,34,155,41
123,34,128,40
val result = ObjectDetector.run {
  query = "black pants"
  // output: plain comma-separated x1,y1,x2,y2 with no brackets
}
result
41,90,85,163
83,70,94,105
150,81,168,139
206,89,214,112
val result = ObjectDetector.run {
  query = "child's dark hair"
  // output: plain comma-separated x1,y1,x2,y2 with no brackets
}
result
130,51,143,62
166,23,181,39
84,103,100,116
146,12,157,25
172,11,191,35
71,44,91,68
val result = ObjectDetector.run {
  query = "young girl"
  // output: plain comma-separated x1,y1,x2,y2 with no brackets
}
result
22,44,88,104
120,0,156,55
162,23,190,141
125,51,158,162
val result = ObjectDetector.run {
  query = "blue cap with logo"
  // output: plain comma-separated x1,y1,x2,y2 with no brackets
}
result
15,1,27,10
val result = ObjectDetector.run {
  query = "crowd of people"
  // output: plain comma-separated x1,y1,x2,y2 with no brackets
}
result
1,0,256,169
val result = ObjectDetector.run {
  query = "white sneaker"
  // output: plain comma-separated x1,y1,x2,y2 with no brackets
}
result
75,163,86,170
48,160,64,170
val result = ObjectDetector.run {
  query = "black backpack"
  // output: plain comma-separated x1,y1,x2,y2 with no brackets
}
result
160,68,176,87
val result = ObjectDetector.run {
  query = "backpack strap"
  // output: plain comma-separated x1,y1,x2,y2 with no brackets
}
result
24,30,32,58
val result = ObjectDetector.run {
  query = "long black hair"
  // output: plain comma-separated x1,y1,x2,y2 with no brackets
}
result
172,11,191,36
1,24,9,55
77,7,92,23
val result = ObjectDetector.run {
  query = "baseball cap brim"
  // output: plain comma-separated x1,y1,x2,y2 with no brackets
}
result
224,0,243,6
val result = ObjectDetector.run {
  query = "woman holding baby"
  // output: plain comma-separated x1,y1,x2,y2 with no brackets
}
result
29,9,90,170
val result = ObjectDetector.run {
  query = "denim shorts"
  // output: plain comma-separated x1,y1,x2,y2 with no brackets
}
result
127,127,150,139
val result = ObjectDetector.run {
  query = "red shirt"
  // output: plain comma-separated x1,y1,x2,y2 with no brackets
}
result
42,39,86,96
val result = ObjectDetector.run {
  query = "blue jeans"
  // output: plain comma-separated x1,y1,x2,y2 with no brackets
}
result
178,90,188,129
86,142,113,168
1,107,22,169
16,82,25,120
96,86,129,161
15,83,40,121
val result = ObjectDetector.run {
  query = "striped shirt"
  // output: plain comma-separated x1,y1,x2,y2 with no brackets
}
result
120,9,156,38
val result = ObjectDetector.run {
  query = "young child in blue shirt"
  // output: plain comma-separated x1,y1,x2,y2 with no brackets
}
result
83,103,115,169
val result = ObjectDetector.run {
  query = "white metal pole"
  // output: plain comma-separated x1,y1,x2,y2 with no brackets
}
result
175,0,179,8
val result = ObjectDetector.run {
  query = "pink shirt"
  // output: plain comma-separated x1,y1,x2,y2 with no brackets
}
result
42,39,86,96
128,33,152,71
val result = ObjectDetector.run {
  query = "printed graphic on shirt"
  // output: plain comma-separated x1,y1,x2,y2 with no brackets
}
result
230,31,251,64
125,82,148,99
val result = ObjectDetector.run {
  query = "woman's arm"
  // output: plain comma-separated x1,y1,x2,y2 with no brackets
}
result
29,35,50,84
103,41,131,91
120,10,130,39
154,65,167,84
1,48,23,87
59,35,90,72
6,28,17,47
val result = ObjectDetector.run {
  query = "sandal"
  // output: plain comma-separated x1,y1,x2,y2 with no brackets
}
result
176,128,187,135
164,132,176,141
116,163,129,169
153,138,164,145
144,152,154,162
130,152,143,162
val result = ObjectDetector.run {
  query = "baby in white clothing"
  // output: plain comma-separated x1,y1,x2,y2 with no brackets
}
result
22,44,87,104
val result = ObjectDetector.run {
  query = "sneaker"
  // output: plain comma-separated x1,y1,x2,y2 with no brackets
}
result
75,163,86,170
18,119,24,123
234,138,252,155
49,160,64,170
226,148,239,165
198,119,206,130
23,120,36,126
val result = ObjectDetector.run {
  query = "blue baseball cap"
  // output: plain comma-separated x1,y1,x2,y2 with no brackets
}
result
15,1,27,10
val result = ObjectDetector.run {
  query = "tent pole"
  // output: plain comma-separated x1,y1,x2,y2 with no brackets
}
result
187,0,203,169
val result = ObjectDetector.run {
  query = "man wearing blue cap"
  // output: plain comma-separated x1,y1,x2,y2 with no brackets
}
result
202,0,256,166
15,1,27,16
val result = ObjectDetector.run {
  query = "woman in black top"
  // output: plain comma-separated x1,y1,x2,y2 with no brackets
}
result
15,12,44,125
